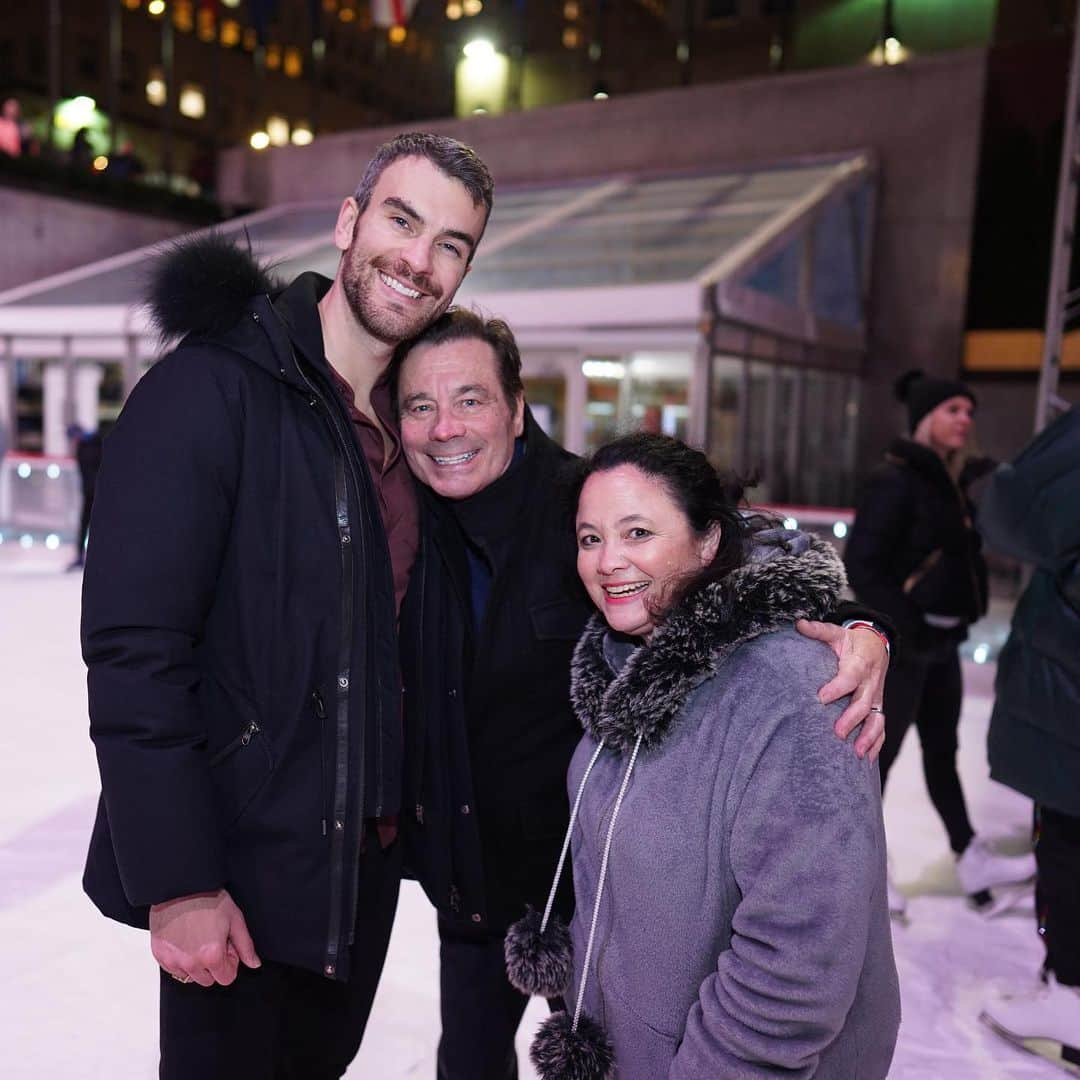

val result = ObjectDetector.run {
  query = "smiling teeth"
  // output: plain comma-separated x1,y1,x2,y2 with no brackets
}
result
379,271,421,299
433,451,478,465
605,582,648,597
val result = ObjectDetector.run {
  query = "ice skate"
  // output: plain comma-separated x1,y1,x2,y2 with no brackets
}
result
886,866,907,923
980,973,1080,1075
956,837,1036,896
968,878,1035,919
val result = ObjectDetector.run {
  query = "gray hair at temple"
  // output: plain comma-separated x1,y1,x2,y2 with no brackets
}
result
352,133,495,260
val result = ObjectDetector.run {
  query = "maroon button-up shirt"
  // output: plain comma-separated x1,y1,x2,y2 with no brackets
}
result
326,365,418,618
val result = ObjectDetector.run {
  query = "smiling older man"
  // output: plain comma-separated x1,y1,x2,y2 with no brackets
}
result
393,308,893,1080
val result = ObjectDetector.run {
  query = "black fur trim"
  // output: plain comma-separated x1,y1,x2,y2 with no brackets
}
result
505,908,573,997
530,1011,614,1080
570,537,846,752
145,230,279,344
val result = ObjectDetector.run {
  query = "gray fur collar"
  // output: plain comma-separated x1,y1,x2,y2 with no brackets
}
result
569,536,845,753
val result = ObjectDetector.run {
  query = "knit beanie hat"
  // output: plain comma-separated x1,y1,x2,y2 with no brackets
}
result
894,369,976,432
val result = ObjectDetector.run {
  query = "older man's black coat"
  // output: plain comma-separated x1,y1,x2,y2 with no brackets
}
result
400,410,587,933
81,240,401,982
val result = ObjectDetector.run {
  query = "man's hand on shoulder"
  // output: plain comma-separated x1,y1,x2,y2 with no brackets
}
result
795,619,888,762
150,888,261,987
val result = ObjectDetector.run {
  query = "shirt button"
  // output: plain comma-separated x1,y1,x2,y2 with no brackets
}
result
460,804,470,815
325,964,335,976
334,820,344,831
471,913,482,923
341,533,351,544
448,688,457,699
338,676,349,689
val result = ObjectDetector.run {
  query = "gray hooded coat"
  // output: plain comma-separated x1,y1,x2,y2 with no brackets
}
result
512,535,900,1079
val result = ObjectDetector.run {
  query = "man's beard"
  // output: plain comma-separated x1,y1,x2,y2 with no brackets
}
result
341,247,446,345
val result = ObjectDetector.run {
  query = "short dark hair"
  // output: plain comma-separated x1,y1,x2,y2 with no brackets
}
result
572,433,768,619
353,133,494,260
392,307,524,408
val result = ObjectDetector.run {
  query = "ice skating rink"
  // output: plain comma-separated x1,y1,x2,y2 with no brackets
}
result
0,548,1062,1078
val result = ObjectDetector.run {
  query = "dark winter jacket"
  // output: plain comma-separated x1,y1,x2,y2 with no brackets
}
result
401,410,588,933
81,239,402,981
509,535,900,1078
979,408,1080,816
845,437,988,655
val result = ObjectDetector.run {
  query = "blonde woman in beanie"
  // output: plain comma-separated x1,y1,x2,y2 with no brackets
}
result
844,369,1035,919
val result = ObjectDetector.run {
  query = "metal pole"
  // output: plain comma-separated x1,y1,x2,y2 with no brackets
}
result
46,0,61,156
1036,5,1080,432
108,0,121,155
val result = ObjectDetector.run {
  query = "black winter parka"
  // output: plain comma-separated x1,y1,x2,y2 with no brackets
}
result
979,408,1080,816
845,437,988,655
400,411,586,933
82,256,401,982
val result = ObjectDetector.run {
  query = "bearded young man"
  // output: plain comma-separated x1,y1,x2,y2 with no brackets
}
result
81,133,493,1079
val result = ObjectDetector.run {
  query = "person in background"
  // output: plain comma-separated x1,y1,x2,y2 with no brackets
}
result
105,140,144,182
976,407,1080,1074
69,127,94,171
844,369,1036,918
66,422,103,571
506,433,900,1080
0,97,22,157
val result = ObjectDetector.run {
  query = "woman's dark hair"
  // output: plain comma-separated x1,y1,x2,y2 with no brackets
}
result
571,432,769,620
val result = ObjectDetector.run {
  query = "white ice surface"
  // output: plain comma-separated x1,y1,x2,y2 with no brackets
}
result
0,548,1061,1078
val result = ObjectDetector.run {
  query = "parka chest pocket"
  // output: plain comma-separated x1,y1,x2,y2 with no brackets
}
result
209,720,274,828
529,598,590,642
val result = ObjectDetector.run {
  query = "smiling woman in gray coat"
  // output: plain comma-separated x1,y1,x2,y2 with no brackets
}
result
506,433,900,1079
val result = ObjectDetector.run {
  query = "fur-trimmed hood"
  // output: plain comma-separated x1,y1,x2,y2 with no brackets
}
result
570,532,846,754
145,231,279,344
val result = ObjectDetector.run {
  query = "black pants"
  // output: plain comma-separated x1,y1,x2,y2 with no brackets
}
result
75,486,94,561
437,918,561,1080
1036,806,1080,987
160,838,401,1079
878,646,975,855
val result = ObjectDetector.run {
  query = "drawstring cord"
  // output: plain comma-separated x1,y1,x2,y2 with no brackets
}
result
571,732,645,1034
539,740,606,935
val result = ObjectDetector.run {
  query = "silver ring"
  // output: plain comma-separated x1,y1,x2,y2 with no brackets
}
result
869,705,885,714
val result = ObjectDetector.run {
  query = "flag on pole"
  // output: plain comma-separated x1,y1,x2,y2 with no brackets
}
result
371,0,420,28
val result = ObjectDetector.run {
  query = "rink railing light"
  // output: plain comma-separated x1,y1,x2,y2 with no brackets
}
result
19,534,33,549
782,516,798,531
972,643,990,665
45,534,61,550
17,462,32,479
833,521,848,539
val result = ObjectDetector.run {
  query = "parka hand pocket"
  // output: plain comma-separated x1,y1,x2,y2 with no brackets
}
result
209,720,274,828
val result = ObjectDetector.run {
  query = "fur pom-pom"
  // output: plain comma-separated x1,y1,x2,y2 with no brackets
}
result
145,230,278,344
505,908,573,997
530,1011,614,1080
893,368,925,404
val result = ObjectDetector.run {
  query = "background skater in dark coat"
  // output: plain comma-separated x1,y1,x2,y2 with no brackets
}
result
66,422,103,570
977,407,1080,1073
395,309,895,1080
81,133,493,1078
845,369,1035,919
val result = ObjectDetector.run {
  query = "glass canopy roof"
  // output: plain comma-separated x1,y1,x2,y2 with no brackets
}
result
0,153,874,358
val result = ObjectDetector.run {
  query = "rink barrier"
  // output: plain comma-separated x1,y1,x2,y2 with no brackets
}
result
0,454,79,550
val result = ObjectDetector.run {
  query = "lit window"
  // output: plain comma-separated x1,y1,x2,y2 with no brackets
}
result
463,0,482,14
266,43,281,70
250,130,270,150
93,155,108,170
284,46,303,78
322,0,337,11
446,1,463,18
291,124,314,146
146,69,167,106
564,1,580,18
562,26,580,48
266,115,289,146
221,0,241,6
197,7,216,41
148,0,166,16
173,0,193,31
179,83,205,118
122,0,141,9
243,27,257,50
220,18,241,46
388,25,406,45
339,3,356,21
